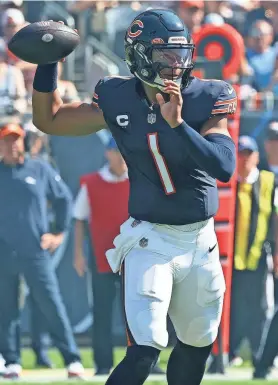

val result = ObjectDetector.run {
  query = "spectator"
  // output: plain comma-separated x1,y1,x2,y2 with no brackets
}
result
1,8,25,42
20,286,53,368
104,1,149,58
73,136,164,375
205,1,234,26
24,120,50,162
24,119,69,369
246,20,278,92
68,0,119,14
177,0,204,35
0,38,26,116
0,0,23,35
21,121,55,369
269,2,278,44
229,136,277,367
204,13,225,26
226,0,260,35
2,8,36,94
263,122,278,302
0,0,23,10
0,122,84,379
264,121,278,185
244,1,278,40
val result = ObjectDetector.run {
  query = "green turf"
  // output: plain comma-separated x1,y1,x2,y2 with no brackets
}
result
19,348,274,384
5,380,277,385
22,347,93,369
22,347,255,370
22,347,172,369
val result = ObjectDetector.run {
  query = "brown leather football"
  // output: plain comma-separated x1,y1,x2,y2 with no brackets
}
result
8,21,80,65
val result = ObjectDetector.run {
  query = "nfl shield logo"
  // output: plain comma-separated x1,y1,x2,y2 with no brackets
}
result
147,113,156,124
139,238,148,248
131,219,141,228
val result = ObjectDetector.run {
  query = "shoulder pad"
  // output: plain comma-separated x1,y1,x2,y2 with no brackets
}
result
92,76,133,110
211,81,237,116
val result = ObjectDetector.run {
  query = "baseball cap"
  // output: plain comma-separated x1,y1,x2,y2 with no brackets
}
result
0,123,24,138
238,136,258,152
2,8,25,27
180,1,204,9
267,121,278,141
204,13,225,26
106,136,119,151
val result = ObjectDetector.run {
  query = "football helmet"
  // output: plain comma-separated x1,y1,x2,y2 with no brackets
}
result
124,9,195,90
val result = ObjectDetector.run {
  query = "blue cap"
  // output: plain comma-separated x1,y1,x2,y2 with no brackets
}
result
238,136,258,152
106,136,119,151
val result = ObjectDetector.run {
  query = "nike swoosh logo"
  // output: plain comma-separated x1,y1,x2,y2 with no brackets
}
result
209,243,217,253
227,86,234,95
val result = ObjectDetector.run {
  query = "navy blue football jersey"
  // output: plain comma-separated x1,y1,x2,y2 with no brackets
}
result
92,76,237,225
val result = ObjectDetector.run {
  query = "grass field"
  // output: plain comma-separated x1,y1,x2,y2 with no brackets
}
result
0,348,276,384
12,379,275,384
4,380,277,385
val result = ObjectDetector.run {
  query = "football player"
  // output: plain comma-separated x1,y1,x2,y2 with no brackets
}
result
32,9,237,385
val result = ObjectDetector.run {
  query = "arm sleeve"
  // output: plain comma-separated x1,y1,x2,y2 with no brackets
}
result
175,123,236,182
73,185,90,220
211,82,237,117
44,162,73,232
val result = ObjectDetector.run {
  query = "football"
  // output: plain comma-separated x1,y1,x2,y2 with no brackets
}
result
8,21,80,65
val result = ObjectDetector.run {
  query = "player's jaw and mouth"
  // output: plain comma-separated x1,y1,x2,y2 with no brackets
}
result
160,67,184,81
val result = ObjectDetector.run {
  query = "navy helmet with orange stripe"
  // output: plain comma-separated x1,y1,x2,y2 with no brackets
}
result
124,9,195,91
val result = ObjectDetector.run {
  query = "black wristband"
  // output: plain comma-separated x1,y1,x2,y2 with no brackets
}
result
33,63,58,93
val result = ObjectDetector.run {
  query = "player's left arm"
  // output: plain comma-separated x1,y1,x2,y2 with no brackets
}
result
200,115,230,138
176,115,236,182
159,80,236,182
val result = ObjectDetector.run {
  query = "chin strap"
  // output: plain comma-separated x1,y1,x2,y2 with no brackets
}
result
135,72,182,92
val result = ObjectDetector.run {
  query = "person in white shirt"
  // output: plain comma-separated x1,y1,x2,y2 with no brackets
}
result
0,38,27,115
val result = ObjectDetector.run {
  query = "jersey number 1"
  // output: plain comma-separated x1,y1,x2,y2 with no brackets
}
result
147,133,176,195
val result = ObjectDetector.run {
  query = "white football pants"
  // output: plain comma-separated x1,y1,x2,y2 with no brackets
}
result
106,217,225,350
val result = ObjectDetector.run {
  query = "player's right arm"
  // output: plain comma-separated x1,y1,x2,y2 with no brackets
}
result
32,62,106,137
32,89,106,136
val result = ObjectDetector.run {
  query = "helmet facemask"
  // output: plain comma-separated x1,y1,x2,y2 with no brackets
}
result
127,42,195,91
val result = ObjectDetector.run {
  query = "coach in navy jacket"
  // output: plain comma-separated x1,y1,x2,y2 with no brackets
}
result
0,123,83,378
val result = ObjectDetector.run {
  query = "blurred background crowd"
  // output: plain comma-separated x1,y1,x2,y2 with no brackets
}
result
2,0,278,378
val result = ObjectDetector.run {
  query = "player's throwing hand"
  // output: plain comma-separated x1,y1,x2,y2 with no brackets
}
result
156,80,184,128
